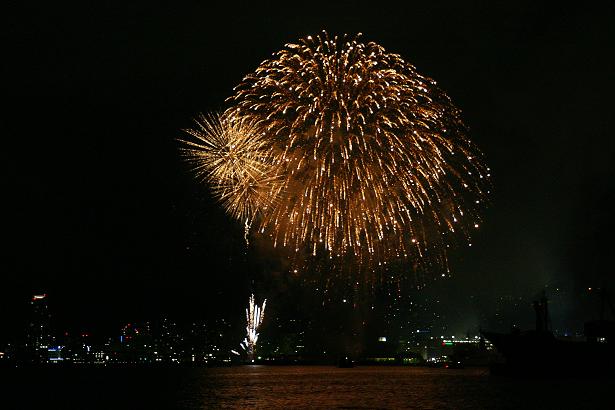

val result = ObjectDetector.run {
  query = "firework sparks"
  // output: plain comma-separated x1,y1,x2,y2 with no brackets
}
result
180,113,282,229
183,31,490,274
240,294,266,361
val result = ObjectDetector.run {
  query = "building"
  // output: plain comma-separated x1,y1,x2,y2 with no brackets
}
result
27,294,53,363
47,346,64,363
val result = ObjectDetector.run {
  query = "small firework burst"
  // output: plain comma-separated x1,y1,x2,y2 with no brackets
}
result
180,113,282,226
240,294,266,361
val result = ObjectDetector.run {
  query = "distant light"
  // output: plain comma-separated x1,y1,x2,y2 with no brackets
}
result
378,336,387,342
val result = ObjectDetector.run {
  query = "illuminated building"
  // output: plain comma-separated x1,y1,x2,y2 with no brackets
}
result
113,322,155,364
47,346,64,362
68,333,94,364
187,320,210,364
27,294,53,364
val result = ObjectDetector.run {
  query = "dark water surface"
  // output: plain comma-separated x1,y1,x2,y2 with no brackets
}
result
1,365,613,409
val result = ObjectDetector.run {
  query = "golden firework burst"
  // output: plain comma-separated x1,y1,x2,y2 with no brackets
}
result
183,31,490,274
180,113,282,225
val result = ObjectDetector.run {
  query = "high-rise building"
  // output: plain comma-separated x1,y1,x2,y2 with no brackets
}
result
27,294,53,363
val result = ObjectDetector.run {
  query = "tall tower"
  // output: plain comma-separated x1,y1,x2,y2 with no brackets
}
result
27,294,52,364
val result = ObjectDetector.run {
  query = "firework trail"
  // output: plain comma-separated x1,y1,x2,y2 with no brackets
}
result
240,294,266,361
182,31,490,275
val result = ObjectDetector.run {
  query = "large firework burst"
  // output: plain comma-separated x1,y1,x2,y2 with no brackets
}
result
183,31,490,274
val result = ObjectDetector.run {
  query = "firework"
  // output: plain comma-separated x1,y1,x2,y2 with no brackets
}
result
240,294,266,361
183,31,490,274
180,113,282,228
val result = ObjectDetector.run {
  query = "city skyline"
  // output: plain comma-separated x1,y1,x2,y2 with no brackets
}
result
0,286,597,367
1,291,500,367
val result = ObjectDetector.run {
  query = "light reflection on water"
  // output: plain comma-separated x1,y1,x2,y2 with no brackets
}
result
2,365,614,409
174,366,613,409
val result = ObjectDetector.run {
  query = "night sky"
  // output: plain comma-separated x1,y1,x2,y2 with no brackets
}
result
3,2,615,341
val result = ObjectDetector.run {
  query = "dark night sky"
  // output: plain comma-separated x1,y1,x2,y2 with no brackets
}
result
2,1,615,340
